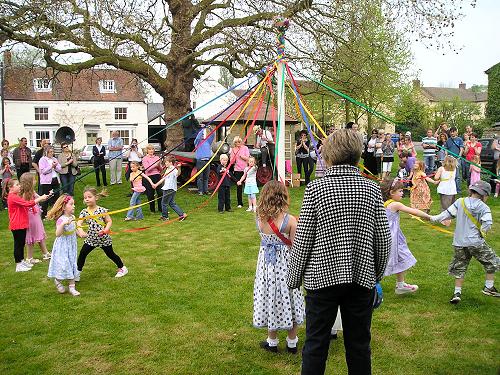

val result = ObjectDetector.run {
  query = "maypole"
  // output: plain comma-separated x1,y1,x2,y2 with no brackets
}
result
273,17,289,184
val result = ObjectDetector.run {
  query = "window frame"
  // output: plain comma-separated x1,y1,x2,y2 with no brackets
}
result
34,107,49,121
114,107,128,120
33,78,52,92
99,79,116,93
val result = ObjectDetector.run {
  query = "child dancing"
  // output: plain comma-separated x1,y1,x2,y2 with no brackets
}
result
7,179,49,272
430,180,500,304
19,173,51,263
125,161,153,221
237,156,258,212
47,195,81,296
253,181,304,353
469,155,481,187
153,155,187,221
76,187,128,279
434,155,457,212
381,178,431,294
410,160,437,214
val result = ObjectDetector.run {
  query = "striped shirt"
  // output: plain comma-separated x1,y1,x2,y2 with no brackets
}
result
422,136,437,156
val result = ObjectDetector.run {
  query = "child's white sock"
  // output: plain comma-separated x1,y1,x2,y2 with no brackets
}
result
485,280,494,289
396,281,405,288
286,336,298,348
454,287,462,294
266,337,279,347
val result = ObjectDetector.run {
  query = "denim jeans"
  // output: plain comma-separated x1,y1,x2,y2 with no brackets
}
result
161,189,184,218
196,159,210,193
60,173,76,196
423,155,435,175
455,159,462,193
126,192,144,219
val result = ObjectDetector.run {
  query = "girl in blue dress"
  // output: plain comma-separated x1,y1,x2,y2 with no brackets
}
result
47,195,81,296
237,156,259,212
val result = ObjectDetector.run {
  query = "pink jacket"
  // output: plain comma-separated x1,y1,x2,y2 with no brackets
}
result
39,156,62,184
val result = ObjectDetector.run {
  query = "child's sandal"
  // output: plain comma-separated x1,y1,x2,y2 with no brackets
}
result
54,279,66,294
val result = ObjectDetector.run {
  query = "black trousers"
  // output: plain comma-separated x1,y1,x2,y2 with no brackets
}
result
12,229,27,263
40,179,60,218
94,158,107,186
363,153,377,175
261,144,275,167
296,156,312,185
16,163,31,179
143,173,163,212
218,185,231,212
233,171,244,206
302,283,374,375
77,243,124,271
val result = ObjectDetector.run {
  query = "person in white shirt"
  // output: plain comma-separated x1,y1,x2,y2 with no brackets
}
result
254,126,275,168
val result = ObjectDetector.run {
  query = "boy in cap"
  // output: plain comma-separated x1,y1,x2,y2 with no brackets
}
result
430,180,500,304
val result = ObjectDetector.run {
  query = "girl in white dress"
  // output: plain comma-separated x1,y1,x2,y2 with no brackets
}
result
434,155,457,214
47,195,82,296
253,181,305,353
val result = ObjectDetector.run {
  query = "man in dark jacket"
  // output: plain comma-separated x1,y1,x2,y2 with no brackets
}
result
12,137,32,179
181,108,200,151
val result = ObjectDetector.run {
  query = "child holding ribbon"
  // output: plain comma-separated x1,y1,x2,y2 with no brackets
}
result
381,178,432,294
410,160,437,214
237,156,258,212
46,195,81,296
434,156,457,212
253,180,304,353
76,187,128,279
124,161,154,221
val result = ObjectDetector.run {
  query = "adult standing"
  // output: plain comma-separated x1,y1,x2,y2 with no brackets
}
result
444,126,464,194
374,129,385,178
57,142,79,196
491,135,500,193
194,126,215,195
12,137,32,179
108,131,124,185
32,139,50,193
463,133,482,185
396,132,405,158
295,130,312,185
141,144,163,213
125,139,143,181
38,146,61,218
254,126,275,168
436,133,448,169
181,109,201,152
287,129,391,375
362,129,378,175
92,137,107,187
435,122,451,138
401,132,416,157
230,136,250,208
422,129,438,175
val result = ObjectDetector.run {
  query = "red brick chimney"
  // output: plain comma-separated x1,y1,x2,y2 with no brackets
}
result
3,51,12,67
459,82,466,90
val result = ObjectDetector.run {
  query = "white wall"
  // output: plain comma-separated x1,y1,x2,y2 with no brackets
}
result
191,78,236,121
3,100,148,150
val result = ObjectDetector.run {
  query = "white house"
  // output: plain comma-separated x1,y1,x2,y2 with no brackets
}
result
1,52,148,150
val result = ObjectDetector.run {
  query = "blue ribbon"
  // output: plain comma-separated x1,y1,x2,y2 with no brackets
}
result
263,243,281,265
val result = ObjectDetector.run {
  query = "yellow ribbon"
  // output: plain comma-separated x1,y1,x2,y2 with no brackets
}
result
460,198,486,237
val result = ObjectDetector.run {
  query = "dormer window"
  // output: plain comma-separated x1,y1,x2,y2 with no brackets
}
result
99,80,116,93
33,78,52,92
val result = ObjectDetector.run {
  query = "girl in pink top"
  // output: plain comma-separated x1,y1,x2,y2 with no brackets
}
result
230,136,250,208
141,144,164,213
125,161,154,221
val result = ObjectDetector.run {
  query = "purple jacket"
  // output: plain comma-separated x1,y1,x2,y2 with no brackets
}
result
39,156,62,184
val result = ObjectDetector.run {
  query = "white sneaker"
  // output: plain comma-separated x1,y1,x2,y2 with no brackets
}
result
27,258,41,265
68,285,80,296
54,279,66,294
246,207,253,212
237,205,243,208
42,252,52,260
395,283,419,295
21,260,34,268
115,266,128,278
74,270,81,282
16,263,32,272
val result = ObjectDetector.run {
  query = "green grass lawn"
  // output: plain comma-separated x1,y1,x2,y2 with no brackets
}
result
0,166,499,374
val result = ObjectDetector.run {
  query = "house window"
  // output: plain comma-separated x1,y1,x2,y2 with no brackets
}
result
34,107,49,121
86,132,98,145
110,130,131,145
33,78,52,92
31,131,50,147
99,80,116,93
114,107,127,120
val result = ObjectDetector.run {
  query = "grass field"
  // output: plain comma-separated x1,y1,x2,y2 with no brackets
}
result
0,166,499,375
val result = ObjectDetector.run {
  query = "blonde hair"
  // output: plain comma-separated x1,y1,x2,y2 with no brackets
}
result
322,129,363,167
248,156,256,164
83,186,108,199
442,156,457,172
412,160,426,183
471,155,480,164
219,153,229,161
232,136,243,147
145,144,155,151
19,172,35,201
256,180,289,221
47,194,72,220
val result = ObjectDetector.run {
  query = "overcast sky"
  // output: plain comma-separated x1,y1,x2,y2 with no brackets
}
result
411,0,499,88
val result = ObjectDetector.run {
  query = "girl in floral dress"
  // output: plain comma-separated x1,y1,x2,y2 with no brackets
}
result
410,160,437,213
253,181,304,353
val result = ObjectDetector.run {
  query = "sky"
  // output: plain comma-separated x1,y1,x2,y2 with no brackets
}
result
411,0,500,88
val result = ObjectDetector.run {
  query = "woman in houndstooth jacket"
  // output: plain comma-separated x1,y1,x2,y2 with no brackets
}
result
287,129,391,375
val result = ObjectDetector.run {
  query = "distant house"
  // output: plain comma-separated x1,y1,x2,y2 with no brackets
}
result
0,51,148,150
414,79,488,118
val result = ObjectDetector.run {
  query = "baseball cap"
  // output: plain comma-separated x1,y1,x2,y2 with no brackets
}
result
469,180,491,196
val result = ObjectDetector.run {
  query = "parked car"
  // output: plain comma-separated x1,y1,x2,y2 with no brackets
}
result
78,144,110,164
479,138,495,171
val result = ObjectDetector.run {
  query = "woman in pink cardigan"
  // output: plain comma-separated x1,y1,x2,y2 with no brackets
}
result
38,146,62,218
